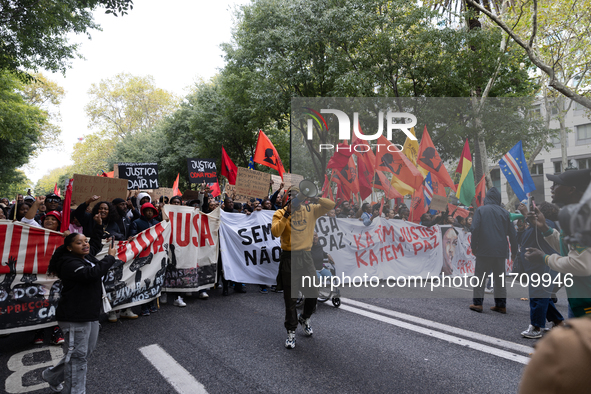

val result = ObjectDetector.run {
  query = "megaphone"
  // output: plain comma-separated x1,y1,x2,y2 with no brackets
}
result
287,180,318,209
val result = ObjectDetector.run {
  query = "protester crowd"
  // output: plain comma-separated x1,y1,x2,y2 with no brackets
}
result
2,168,591,393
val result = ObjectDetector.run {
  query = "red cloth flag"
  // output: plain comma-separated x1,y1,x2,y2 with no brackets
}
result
321,174,334,200
210,181,221,198
221,146,238,185
409,183,428,223
373,171,403,199
253,130,286,180
352,136,375,200
378,197,385,216
336,156,360,196
327,143,355,170
417,126,456,191
474,175,486,207
53,183,59,195
374,135,423,190
60,179,73,233
172,173,180,196
447,203,470,218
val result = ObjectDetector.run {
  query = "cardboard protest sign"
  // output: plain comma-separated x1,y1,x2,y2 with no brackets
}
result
187,158,217,184
71,174,128,207
224,184,249,203
118,163,159,189
143,188,174,202
271,173,304,193
235,167,270,199
181,190,202,202
429,194,448,212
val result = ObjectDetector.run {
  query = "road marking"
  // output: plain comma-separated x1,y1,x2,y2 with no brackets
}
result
139,344,208,394
5,347,64,393
343,298,534,354
340,304,530,365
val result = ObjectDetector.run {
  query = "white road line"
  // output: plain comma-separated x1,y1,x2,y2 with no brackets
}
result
340,304,530,365
343,298,534,355
139,344,208,394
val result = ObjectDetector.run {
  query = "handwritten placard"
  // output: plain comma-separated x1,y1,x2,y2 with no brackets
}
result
187,158,217,184
429,194,448,212
118,162,159,189
271,173,304,193
72,174,128,207
235,167,270,199
224,184,250,203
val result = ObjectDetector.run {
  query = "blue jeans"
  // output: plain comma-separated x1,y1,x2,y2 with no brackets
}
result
529,298,563,328
43,321,99,394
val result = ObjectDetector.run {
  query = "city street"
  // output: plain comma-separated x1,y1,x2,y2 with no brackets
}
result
1,284,569,394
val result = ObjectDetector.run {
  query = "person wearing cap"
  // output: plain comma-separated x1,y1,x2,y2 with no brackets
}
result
271,185,335,349
525,168,591,318
112,198,132,239
44,193,62,212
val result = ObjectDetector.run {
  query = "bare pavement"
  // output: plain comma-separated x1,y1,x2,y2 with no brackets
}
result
1,282,568,394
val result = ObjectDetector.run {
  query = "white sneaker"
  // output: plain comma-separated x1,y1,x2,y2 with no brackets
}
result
120,308,138,319
160,293,167,304
174,296,186,307
285,330,296,349
521,325,543,339
198,291,209,299
108,311,118,323
298,314,313,336
42,368,64,392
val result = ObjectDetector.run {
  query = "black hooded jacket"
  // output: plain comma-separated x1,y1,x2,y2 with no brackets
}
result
53,224,115,322
470,187,518,258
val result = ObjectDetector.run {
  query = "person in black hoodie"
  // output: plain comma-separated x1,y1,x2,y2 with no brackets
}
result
41,215,116,393
74,195,124,240
469,187,518,314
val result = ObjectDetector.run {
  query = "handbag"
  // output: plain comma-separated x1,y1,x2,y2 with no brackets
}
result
101,282,112,313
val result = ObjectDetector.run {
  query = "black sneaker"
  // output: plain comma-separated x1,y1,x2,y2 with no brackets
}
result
51,327,64,345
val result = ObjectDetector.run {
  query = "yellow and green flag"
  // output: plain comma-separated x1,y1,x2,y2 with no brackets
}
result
455,139,475,206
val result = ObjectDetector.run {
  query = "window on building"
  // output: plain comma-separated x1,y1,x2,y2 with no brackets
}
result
530,163,543,175
576,124,591,144
554,160,575,173
529,105,542,119
578,158,591,169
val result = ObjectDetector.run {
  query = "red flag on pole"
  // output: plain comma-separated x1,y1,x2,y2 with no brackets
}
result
53,183,59,195
327,143,354,169
378,197,385,216
409,183,428,224
172,173,180,196
253,130,286,180
417,126,456,191
210,181,221,198
221,146,238,185
60,179,73,233
373,171,403,199
474,175,486,207
374,135,423,190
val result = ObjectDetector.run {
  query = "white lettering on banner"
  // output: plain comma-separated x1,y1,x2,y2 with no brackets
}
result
125,167,157,177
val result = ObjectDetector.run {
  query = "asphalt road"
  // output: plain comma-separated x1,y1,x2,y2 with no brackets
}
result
0,283,570,394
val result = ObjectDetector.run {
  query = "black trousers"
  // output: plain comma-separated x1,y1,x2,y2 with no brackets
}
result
278,250,317,331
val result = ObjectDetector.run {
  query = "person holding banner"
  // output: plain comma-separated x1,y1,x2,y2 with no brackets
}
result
272,186,335,349
41,221,116,393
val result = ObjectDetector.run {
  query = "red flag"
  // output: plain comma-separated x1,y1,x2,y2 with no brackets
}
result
378,197,385,216
221,146,238,185
374,135,423,190
172,173,180,196
327,142,354,169
373,171,403,199
474,175,486,207
60,179,73,233
409,183,428,223
417,126,456,191
57,188,61,198
210,181,221,198
351,136,375,200
336,155,360,196
448,203,470,218
53,183,58,195
253,130,286,179
321,174,334,200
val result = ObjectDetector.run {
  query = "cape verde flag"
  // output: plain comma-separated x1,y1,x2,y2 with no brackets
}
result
423,172,433,206
498,141,535,201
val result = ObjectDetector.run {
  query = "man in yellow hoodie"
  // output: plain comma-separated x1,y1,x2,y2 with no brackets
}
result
271,186,335,349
